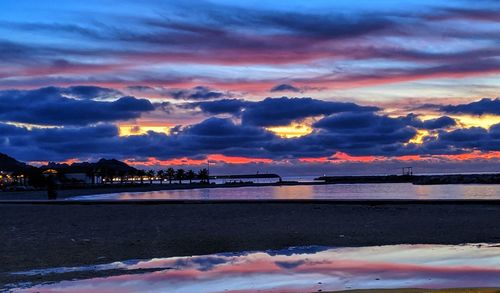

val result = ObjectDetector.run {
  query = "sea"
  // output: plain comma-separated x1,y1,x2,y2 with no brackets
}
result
71,178,500,201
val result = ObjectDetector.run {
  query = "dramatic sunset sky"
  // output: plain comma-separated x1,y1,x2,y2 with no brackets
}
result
1,0,499,174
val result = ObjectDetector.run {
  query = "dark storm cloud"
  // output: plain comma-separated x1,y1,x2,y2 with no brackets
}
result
240,97,379,127
421,125,500,153
270,84,301,93
180,117,276,154
308,112,418,156
440,98,500,115
0,118,278,161
1,116,499,163
0,88,498,163
490,123,500,139
0,87,154,126
187,97,379,123
187,99,251,115
421,116,457,129
439,127,488,142
168,86,226,100
399,114,456,130
0,123,122,161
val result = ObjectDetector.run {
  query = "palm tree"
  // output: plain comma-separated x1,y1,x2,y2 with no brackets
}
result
166,168,175,184
136,170,146,184
175,169,185,184
146,170,155,184
186,170,195,184
156,170,165,184
198,168,209,184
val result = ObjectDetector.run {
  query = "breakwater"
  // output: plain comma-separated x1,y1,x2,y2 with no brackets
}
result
316,173,500,185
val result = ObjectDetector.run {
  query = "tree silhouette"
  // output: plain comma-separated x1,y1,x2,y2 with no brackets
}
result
146,170,155,184
156,170,165,184
166,168,175,184
175,169,185,184
198,168,209,184
186,170,195,184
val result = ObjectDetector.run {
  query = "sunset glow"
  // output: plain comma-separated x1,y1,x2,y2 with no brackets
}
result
266,123,313,138
119,125,172,136
0,0,499,174
407,129,434,145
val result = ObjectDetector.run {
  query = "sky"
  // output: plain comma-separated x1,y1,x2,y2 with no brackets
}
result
0,0,499,175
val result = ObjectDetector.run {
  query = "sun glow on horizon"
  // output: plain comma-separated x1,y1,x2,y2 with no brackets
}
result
407,129,435,145
453,114,500,129
119,125,172,136
417,114,500,129
266,122,313,138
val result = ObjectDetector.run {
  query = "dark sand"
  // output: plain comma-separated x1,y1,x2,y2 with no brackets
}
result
2,200,500,284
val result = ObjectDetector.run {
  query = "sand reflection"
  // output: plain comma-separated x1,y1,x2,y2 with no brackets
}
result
8,244,500,293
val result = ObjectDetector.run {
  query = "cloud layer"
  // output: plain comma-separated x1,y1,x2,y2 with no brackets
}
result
2,0,500,95
0,87,154,126
0,86,498,168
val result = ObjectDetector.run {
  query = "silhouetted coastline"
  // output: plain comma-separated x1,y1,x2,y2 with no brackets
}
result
316,173,500,185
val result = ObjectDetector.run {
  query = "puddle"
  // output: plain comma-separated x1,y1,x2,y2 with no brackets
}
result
5,244,500,292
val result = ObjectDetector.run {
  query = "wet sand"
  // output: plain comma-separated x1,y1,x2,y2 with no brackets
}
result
1,200,500,284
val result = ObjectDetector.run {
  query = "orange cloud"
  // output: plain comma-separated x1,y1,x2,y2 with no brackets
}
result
125,154,273,167
438,151,500,161
298,151,500,165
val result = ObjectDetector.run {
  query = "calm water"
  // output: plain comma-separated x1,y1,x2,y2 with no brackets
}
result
7,244,500,292
72,183,500,200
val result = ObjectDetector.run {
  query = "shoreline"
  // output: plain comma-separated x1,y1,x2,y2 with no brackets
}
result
0,181,303,200
2,178,500,200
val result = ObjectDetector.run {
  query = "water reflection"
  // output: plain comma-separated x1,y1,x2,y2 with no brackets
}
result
8,244,500,292
71,183,500,200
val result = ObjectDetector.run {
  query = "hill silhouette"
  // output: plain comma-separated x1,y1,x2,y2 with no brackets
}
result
0,153,30,172
42,158,137,174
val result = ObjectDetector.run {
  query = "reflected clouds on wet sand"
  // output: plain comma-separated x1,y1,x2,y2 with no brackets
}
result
8,244,500,293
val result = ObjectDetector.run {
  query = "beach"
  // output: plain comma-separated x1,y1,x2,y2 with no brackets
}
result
2,200,500,285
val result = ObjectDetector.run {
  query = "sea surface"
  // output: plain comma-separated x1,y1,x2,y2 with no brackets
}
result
6,244,500,292
71,183,500,200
